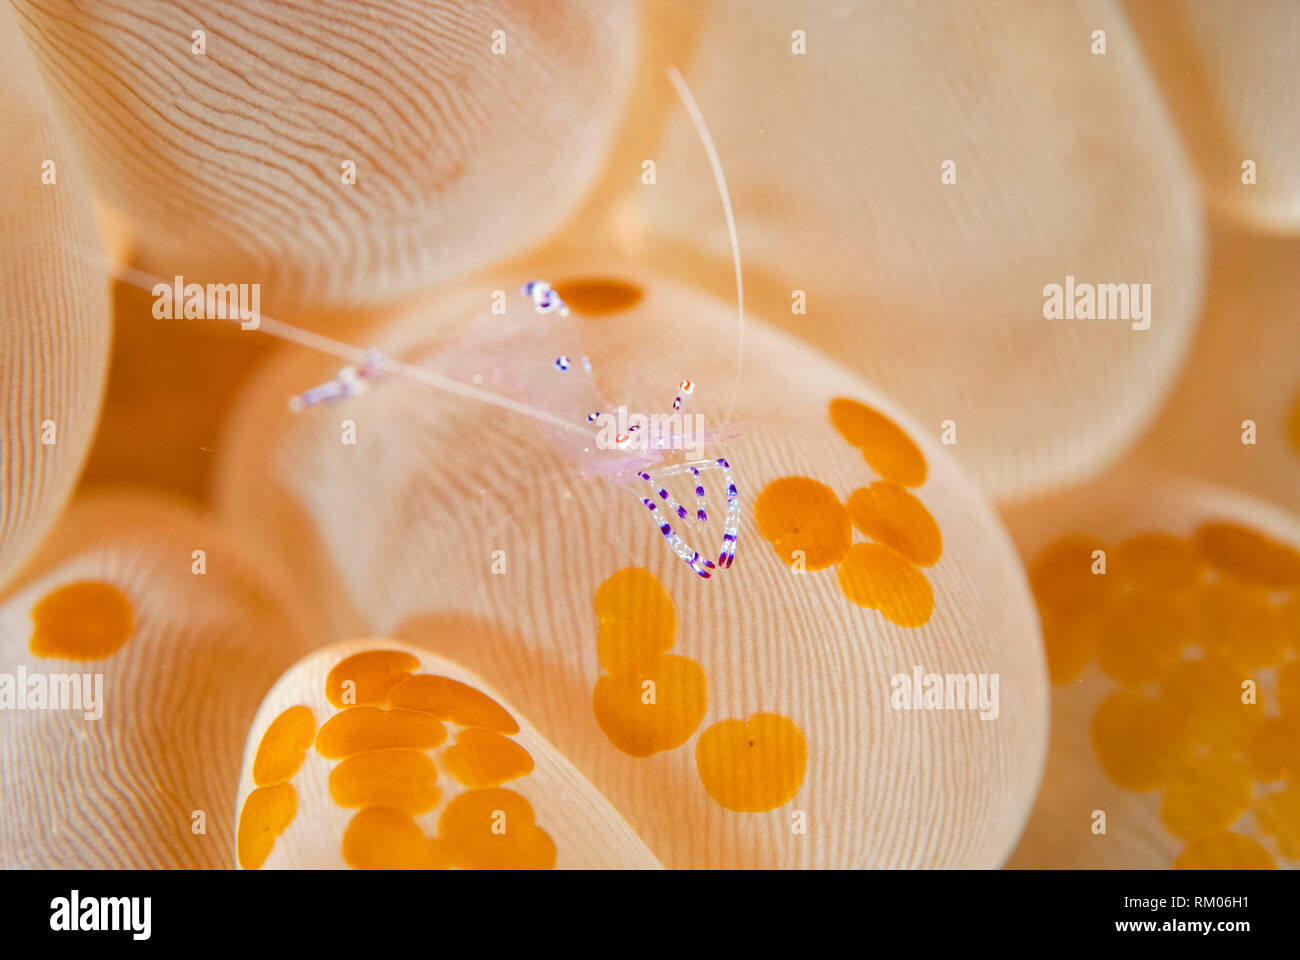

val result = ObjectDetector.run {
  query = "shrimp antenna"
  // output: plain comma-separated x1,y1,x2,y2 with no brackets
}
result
91,71,740,439
105,263,590,437
665,65,744,427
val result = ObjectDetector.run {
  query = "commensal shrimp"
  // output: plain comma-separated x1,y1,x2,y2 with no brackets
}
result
104,66,745,580
287,280,741,579
282,64,746,579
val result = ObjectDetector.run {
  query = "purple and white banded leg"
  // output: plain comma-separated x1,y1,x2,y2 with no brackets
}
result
634,457,740,577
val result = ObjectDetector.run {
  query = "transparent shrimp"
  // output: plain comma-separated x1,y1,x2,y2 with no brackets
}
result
98,66,745,578
415,281,742,578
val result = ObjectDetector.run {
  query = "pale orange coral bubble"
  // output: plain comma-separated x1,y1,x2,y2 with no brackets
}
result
235,639,660,869
0,490,322,868
1131,223,1300,516
11,0,638,313
1004,468,1300,869
215,263,1047,867
0,2,111,590
599,0,1204,501
1124,0,1300,232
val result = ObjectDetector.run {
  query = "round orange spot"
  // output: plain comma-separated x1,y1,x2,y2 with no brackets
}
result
1096,594,1196,686
844,482,943,566
552,277,643,315
1159,756,1252,841
1091,691,1190,791
1194,522,1300,588
695,713,807,813
594,568,678,673
1198,581,1288,670
29,581,133,660
1159,655,1263,755
236,783,297,870
1113,533,1203,593
1029,536,1113,619
1246,717,1300,782
342,806,448,870
314,706,446,759
252,705,316,787
1253,786,1300,860
438,788,556,870
441,727,534,788
594,567,676,624
387,674,519,734
828,397,926,486
592,654,707,757
328,749,441,814
754,476,851,570
1174,832,1277,869
325,650,419,709
836,542,934,627
1041,612,1099,685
